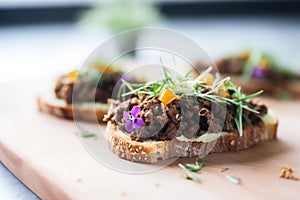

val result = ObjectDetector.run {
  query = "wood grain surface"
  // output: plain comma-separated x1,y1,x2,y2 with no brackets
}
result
0,79,300,200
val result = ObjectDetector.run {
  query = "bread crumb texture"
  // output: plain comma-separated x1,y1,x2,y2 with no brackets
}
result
220,167,229,172
279,166,299,181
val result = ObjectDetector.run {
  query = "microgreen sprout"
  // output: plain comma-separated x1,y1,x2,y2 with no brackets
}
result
117,59,264,136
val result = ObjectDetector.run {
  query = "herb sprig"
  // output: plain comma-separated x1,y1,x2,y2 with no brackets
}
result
178,159,205,183
76,125,97,138
226,174,241,184
178,163,202,183
118,61,263,136
181,159,205,173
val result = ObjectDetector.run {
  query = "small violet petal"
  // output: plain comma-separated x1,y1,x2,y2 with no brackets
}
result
122,74,131,81
130,106,141,117
252,66,267,79
134,118,144,129
125,121,134,133
123,111,130,121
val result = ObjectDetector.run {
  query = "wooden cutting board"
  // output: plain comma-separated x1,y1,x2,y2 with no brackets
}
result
1,79,300,200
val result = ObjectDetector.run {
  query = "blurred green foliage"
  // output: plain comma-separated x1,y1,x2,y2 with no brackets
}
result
79,0,164,32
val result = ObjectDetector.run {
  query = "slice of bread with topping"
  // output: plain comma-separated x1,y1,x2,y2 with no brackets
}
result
105,109,277,163
37,93,108,122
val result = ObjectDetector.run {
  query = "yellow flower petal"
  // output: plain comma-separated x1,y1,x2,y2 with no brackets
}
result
200,73,214,86
217,83,230,98
67,70,78,80
259,58,271,69
158,88,178,105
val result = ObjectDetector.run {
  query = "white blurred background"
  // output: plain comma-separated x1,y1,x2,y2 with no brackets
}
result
0,0,299,83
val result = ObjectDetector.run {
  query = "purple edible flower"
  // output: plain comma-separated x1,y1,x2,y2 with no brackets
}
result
123,106,144,133
252,66,267,79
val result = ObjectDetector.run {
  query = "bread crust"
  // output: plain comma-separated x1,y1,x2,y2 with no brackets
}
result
37,95,108,123
106,120,278,163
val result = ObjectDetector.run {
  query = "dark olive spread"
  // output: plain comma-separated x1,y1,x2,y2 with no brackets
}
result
104,95,267,142
55,71,122,104
215,51,300,81
104,65,269,142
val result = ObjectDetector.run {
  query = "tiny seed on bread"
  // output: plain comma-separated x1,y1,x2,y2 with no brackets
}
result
230,140,235,146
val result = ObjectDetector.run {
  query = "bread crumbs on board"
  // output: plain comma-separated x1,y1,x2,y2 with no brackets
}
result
220,167,229,172
120,191,127,197
279,166,299,181
76,178,82,182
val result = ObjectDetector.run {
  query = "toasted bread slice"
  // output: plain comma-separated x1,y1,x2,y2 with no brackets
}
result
105,111,278,163
37,93,109,123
